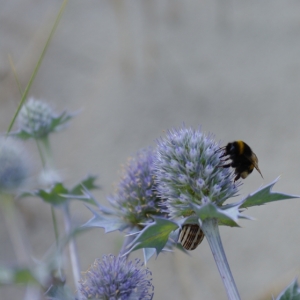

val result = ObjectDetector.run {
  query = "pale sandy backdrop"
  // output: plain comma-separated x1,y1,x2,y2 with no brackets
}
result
1,0,300,299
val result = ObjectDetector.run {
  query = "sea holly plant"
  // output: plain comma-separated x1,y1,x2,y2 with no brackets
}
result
15,97,73,140
23,175,99,296
11,97,74,185
78,255,154,300
119,126,299,300
275,279,300,300
81,147,174,260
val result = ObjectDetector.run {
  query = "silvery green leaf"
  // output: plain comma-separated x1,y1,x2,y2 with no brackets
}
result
0,267,38,285
143,248,157,264
191,201,250,227
81,206,129,232
70,175,99,195
179,214,200,226
8,130,33,140
124,217,179,256
50,111,74,132
33,183,69,206
275,279,300,300
45,284,76,300
240,177,299,209
23,176,99,206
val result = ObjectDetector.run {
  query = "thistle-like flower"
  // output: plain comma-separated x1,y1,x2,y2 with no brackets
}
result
18,98,55,138
108,148,166,230
17,97,72,140
155,126,239,218
0,138,29,193
79,255,154,300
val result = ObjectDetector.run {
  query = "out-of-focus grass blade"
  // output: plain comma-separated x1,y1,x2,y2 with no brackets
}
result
6,0,69,135
8,54,23,96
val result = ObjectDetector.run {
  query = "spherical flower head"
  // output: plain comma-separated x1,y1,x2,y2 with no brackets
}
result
0,138,29,193
79,255,154,300
18,98,55,138
155,126,239,218
108,148,166,229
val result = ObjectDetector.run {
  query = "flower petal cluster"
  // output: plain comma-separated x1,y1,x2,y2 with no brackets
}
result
18,98,55,138
0,138,29,193
108,148,166,229
155,127,239,218
79,255,154,300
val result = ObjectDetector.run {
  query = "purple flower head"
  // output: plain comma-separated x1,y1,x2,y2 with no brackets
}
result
0,138,29,193
155,126,239,218
108,148,166,229
79,255,154,300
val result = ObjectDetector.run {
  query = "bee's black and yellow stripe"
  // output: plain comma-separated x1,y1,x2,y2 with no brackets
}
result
218,140,262,181
179,224,205,250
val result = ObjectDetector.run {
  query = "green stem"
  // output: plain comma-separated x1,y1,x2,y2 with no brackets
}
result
62,203,81,298
201,218,241,300
51,206,59,246
36,136,54,170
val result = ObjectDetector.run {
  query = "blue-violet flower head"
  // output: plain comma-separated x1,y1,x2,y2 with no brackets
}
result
18,98,55,138
79,255,154,300
0,138,29,193
155,126,239,218
108,148,166,229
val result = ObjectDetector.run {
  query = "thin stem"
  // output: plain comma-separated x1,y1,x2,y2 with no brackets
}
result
36,138,47,169
201,218,241,300
36,136,61,187
120,235,135,259
62,203,81,299
36,137,54,170
51,206,59,246
1,194,31,265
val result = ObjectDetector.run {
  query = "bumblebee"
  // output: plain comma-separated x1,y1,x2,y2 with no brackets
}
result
217,140,263,182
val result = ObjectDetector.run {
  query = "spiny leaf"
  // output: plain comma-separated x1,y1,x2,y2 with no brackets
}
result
191,201,250,227
81,206,128,233
50,111,74,132
24,177,99,206
35,183,69,206
70,175,99,195
143,248,157,264
240,177,299,209
45,284,76,300
124,217,179,256
276,279,300,300
8,130,33,140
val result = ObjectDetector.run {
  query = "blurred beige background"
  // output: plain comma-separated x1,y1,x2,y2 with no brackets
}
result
1,0,300,299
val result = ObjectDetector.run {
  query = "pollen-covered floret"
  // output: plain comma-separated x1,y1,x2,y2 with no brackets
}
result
79,255,154,300
155,126,239,218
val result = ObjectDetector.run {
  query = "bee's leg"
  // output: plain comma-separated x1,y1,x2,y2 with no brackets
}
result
218,162,231,168
234,173,241,182
218,152,230,159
